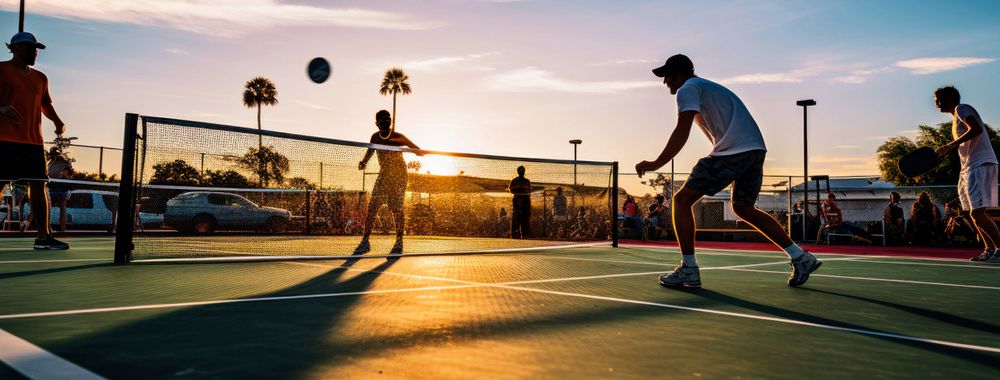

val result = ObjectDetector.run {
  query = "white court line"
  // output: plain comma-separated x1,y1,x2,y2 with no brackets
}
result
0,283,483,320
721,268,1000,291
621,244,991,266
1,260,997,355
0,259,108,264
0,260,809,320
536,255,858,268
839,258,1000,270
0,328,105,380
288,261,1000,354
134,242,606,264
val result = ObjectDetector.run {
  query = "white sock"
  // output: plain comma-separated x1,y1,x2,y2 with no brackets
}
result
682,255,698,268
782,243,806,260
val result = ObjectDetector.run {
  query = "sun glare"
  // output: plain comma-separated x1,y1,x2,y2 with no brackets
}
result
410,154,460,176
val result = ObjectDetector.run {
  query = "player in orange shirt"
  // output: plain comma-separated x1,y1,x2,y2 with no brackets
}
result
0,32,69,249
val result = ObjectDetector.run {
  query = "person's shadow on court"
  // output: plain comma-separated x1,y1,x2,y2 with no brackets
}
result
686,288,1000,370
47,257,400,378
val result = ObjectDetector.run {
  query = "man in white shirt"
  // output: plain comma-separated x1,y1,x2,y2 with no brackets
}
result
636,54,820,288
933,86,1000,263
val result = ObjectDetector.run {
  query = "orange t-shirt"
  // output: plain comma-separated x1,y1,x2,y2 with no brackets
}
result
0,60,51,145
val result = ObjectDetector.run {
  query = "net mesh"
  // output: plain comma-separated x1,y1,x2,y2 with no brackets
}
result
121,116,616,260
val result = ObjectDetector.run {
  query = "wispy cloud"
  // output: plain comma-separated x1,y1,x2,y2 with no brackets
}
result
591,59,658,67
830,66,896,84
719,67,829,85
0,0,440,37
832,145,860,149
164,47,188,55
400,52,500,72
894,57,995,75
485,67,659,94
726,56,995,85
294,100,331,111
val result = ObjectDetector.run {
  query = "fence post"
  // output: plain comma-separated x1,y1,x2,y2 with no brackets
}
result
98,146,104,177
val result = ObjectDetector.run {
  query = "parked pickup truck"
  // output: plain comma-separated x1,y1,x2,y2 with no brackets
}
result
164,191,292,234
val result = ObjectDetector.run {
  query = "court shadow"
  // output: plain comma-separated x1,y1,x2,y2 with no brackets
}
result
687,288,1000,370
801,288,1000,335
46,256,399,379
0,262,116,280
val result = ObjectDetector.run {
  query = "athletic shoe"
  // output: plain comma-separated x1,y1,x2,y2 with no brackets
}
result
352,240,371,255
33,237,70,250
986,249,1000,264
658,264,701,288
787,251,822,287
970,249,994,262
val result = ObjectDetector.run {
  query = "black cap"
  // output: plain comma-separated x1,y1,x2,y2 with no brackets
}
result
652,54,693,77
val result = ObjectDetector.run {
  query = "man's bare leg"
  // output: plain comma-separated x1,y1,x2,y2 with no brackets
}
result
28,181,51,240
732,204,794,248
671,187,701,258
969,208,999,250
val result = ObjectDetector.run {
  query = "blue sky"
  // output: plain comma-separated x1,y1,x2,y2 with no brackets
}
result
1,0,998,188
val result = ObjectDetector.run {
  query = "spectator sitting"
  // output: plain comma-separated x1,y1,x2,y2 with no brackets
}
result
622,195,641,229
643,194,668,240
908,191,941,246
815,192,873,244
943,199,975,245
882,191,905,245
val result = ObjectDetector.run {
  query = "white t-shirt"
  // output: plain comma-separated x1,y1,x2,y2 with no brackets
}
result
676,77,767,157
952,104,997,170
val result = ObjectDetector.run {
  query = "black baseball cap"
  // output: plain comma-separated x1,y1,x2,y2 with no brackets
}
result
652,54,693,77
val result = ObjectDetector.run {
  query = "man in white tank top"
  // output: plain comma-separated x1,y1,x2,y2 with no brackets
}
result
933,86,1000,262
636,54,821,288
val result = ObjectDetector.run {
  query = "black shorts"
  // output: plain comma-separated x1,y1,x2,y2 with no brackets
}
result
684,150,766,207
0,140,47,183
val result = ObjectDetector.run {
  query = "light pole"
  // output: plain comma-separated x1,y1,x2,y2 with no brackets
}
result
19,0,25,32
569,139,582,186
796,99,816,241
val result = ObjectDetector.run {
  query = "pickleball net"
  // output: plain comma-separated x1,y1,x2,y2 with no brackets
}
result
114,115,618,262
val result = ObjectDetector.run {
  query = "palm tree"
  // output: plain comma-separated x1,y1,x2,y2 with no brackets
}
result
379,68,412,130
242,77,278,187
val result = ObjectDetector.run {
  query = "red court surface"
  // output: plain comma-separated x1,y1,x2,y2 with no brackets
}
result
621,239,980,260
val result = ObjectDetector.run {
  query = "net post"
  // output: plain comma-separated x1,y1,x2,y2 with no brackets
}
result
611,161,619,248
114,113,139,264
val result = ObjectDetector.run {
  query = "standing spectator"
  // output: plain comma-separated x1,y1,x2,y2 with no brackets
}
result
908,191,941,246
552,187,568,234
508,166,532,239
498,207,508,237
46,146,73,231
0,32,70,249
882,191,905,245
622,195,640,229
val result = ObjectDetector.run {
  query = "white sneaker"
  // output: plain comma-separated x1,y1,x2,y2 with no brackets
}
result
658,265,702,288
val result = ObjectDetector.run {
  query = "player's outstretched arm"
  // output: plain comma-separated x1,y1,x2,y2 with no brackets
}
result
635,110,697,177
41,103,66,135
937,114,984,156
359,147,375,170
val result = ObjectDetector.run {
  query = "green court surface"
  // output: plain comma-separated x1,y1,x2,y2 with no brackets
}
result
0,237,998,379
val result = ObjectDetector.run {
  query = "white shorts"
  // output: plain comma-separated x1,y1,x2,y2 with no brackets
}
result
959,163,998,211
